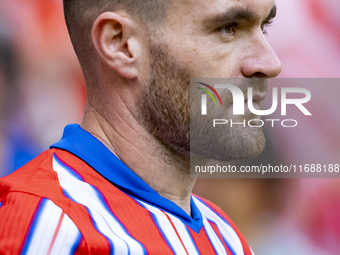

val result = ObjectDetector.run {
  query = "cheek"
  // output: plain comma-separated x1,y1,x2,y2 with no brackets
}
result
174,42,243,78
205,44,245,77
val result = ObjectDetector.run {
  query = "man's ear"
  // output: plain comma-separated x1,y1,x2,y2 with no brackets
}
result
91,12,138,79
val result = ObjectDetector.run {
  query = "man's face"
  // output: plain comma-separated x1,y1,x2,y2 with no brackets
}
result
137,0,281,160
162,0,281,78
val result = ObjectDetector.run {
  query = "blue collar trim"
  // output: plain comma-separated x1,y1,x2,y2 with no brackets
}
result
51,124,202,232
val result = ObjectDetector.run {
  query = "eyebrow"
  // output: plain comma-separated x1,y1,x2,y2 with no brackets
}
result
202,4,277,29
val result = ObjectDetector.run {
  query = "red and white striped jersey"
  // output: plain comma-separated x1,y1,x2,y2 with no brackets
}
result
0,124,254,255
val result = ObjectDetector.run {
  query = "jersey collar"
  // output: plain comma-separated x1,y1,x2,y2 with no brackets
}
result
51,124,203,232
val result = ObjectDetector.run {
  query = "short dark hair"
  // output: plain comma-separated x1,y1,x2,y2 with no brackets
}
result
63,0,170,74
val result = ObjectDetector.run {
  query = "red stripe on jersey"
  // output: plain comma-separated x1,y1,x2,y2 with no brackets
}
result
209,220,233,255
74,238,87,255
188,227,218,254
194,195,252,255
52,149,174,254
0,192,41,254
47,211,65,255
163,212,190,255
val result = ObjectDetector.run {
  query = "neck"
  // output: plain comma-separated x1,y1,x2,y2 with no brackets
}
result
81,102,195,215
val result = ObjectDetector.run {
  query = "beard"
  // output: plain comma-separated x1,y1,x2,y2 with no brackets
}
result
190,78,267,161
136,43,191,158
136,42,266,162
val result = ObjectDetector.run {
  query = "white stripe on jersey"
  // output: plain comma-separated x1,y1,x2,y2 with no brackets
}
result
52,154,146,255
25,199,81,255
48,212,82,255
193,197,244,255
138,200,195,255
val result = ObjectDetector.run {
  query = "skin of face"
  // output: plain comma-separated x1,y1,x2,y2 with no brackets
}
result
136,0,282,161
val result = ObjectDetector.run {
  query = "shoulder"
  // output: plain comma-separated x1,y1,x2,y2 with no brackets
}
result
0,150,88,254
0,148,92,200
0,150,59,199
0,192,82,254
0,149,111,254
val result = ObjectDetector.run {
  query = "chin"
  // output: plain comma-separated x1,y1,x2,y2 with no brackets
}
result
191,126,266,162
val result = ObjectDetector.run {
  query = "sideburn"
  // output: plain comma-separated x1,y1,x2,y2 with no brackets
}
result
136,43,191,158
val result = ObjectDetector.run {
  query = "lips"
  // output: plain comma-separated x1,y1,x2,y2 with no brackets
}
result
245,91,267,109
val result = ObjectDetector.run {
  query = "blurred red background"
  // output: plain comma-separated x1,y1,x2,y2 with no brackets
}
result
0,0,339,254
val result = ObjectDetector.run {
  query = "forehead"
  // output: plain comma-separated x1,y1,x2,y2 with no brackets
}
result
166,0,275,25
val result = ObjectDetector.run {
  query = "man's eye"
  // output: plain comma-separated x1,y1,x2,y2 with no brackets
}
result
218,24,237,35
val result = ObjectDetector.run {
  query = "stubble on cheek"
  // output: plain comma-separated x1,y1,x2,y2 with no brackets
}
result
135,43,192,156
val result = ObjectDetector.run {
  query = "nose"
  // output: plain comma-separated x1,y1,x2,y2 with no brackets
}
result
241,32,282,78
